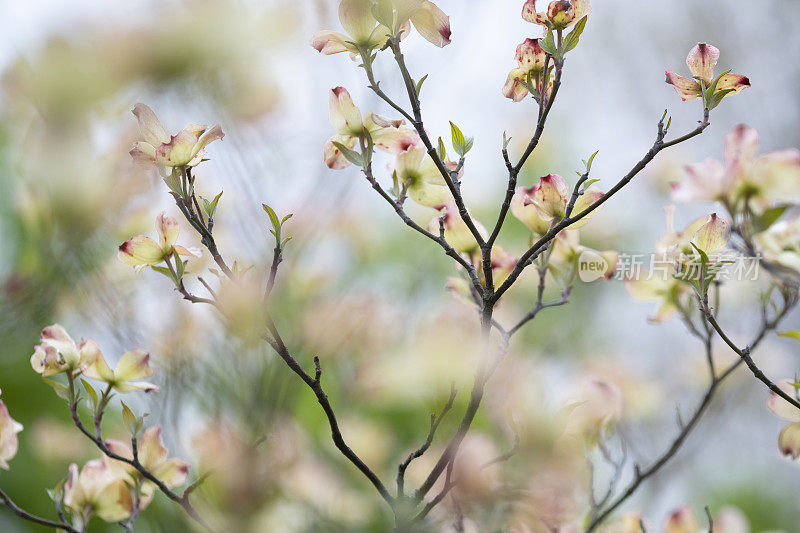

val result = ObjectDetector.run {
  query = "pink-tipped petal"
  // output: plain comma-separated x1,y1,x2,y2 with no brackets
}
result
665,71,702,101
410,1,452,47
686,43,719,84
132,103,169,147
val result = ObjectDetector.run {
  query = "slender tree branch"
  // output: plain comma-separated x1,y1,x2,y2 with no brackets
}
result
0,489,78,533
397,386,458,496
493,109,711,303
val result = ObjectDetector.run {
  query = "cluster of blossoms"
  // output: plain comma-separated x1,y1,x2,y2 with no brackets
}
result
0,324,190,527
30,324,158,392
62,427,188,524
626,208,730,322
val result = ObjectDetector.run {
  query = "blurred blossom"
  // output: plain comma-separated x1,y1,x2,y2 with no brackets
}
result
672,124,800,213
664,506,699,533
105,426,190,503
450,434,502,502
0,397,23,470
429,205,488,255
30,418,88,463
766,380,800,459
755,212,800,277
561,377,623,446
64,459,134,523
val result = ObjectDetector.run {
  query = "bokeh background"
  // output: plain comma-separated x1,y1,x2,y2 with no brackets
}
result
1,0,799,531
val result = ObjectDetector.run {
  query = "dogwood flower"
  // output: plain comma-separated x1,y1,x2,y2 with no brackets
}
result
129,103,224,172
502,38,548,102
665,43,750,107
64,460,134,522
664,506,699,533
310,0,451,55
755,212,800,276
324,87,419,169
673,125,800,213
562,377,622,445
104,427,189,501
118,212,201,272
512,175,604,230
83,349,158,394
522,0,591,30
391,145,459,209
0,399,23,470
31,324,99,377
428,205,488,255
767,380,800,459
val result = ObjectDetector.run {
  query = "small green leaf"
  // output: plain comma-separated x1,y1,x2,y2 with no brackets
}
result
437,137,447,160
585,151,598,172
415,74,429,96
331,141,364,167
121,402,139,437
82,380,98,410
151,265,173,280
163,168,183,196
751,206,787,233
202,191,223,220
450,122,473,157
583,178,600,188
542,30,557,56
779,331,800,343
44,378,70,401
562,16,587,53
503,132,511,150
175,257,185,281
262,204,281,234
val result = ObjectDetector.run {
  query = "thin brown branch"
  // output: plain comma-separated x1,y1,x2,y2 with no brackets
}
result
397,386,458,496
0,489,78,533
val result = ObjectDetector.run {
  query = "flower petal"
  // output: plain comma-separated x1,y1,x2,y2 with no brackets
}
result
665,71,702,101
690,213,730,256
502,68,529,102
672,158,728,203
767,380,800,422
156,212,180,251
715,73,751,95
118,236,165,267
156,130,198,167
329,87,364,136
115,350,155,382
779,422,800,459
310,30,357,55
410,1,452,47
686,43,719,84
190,125,224,161
515,38,546,73
339,0,377,43
152,458,189,488
0,400,23,470
511,186,551,235
724,124,759,168
132,104,169,147
324,134,358,170
139,427,169,471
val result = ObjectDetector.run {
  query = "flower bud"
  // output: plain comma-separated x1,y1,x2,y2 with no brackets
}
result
547,0,575,28
429,206,488,255
515,38,546,73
